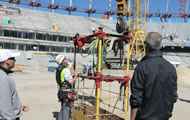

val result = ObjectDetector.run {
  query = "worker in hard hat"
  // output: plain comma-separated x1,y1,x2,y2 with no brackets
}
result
55,54,78,120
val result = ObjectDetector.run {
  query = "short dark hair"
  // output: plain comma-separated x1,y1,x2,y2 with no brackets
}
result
145,32,162,51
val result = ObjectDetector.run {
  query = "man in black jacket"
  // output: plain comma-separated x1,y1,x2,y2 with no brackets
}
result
130,32,178,120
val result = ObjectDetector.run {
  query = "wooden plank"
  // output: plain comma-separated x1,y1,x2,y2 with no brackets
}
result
72,107,91,120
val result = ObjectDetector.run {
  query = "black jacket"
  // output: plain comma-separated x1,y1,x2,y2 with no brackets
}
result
130,51,178,120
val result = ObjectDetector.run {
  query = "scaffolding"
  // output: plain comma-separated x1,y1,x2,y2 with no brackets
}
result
72,29,131,120
128,0,147,61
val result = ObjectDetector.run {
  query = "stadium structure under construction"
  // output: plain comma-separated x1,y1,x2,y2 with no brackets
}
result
0,5,190,52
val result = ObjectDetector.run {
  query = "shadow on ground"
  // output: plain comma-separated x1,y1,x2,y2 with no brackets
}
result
53,112,59,120
178,98,190,103
78,95,100,105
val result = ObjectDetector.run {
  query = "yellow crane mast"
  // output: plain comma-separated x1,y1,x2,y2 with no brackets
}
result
128,0,146,60
116,0,147,120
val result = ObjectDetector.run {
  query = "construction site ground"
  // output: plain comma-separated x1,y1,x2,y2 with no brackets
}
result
10,51,190,120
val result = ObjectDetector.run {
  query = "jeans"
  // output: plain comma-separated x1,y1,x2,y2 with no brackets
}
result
58,102,71,120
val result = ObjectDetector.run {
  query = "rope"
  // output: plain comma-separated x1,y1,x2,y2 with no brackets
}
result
80,38,98,57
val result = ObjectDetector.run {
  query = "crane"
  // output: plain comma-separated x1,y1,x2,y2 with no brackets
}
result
116,0,147,120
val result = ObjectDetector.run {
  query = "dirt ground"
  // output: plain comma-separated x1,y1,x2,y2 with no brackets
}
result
10,65,190,120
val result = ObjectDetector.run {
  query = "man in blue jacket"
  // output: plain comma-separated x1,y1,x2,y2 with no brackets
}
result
0,49,29,120
130,32,178,120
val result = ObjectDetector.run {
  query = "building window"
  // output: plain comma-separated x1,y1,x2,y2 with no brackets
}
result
11,43,17,49
39,45,46,51
32,45,38,51
58,36,64,42
49,35,53,41
68,37,72,42
66,47,72,53
4,30,9,36
10,31,17,37
51,46,56,52
42,34,46,40
36,33,43,40
56,47,64,52
0,43,3,49
23,32,29,39
4,43,12,49
64,36,68,42
18,44,25,50
29,32,35,39
46,46,51,51
26,44,32,50
17,31,22,38
53,35,57,41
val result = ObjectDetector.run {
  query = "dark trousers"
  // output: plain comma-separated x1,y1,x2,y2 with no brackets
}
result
0,117,19,120
58,101,71,120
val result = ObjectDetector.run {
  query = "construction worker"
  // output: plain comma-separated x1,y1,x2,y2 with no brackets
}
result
55,54,78,120
130,32,178,120
0,49,29,120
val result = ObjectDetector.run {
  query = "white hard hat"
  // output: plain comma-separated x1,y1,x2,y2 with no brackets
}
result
55,54,65,65
0,49,20,62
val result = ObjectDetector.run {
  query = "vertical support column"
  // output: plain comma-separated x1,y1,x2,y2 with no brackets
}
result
146,0,150,22
108,0,112,18
51,0,55,13
33,0,36,10
126,0,147,118
135,0,140,59
185,0,189,22
88,0,92,17
24,44,26,51
13,1,16,8
16,43,19,50
69,0,72,15
136,0,139,30
95,38,102,120
125,43,131,120
165,0,169,22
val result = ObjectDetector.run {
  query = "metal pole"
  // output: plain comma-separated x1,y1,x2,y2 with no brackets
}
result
88,0,92,17
185,0,189,22
165,0,169,22
51,0,54,13
69,0,72,15
33,0,35,10
147,0,149,13
146,0,150,22
95,38,102,120
13,1,16,8
108,0,112,18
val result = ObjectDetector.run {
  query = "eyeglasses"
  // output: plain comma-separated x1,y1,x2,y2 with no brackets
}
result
8,57,16,61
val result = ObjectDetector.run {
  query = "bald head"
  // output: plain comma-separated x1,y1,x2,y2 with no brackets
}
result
145,32,162,51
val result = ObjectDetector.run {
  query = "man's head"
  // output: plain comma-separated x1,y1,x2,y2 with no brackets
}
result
145,32,162,53
55,54,67,65
0,50,20,69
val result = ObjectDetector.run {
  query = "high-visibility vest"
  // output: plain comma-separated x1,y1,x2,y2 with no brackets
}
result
56,65,71,88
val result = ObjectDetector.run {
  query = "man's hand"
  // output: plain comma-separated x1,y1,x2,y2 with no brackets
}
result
130,108,138,120
72,71,79,77
22,104,29,112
